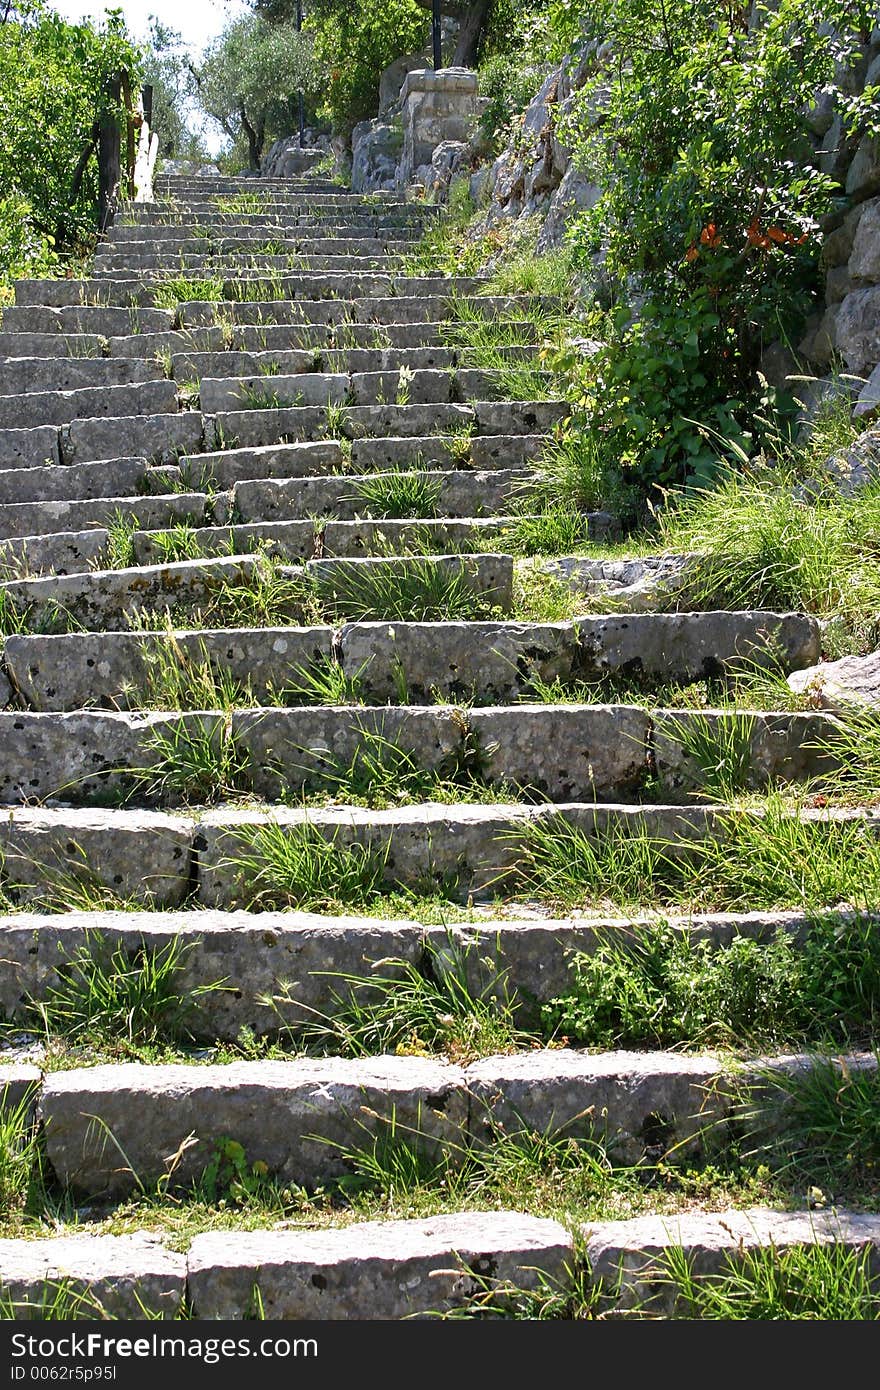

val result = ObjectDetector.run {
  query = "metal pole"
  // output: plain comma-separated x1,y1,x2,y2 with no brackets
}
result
432,0,442,70
296,0,305,148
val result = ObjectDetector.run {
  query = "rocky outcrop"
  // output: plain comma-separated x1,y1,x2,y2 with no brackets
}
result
351,122,404,193
261,135,329,179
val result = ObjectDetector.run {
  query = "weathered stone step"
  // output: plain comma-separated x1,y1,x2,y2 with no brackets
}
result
92,253,399,275
0,425,60,469
0,356,163,393
1,552,513,632
178,294,548,328
17,274,486,310
0,906,851,1042
230,467,525,521
131,516,513,565
5,610,819,713
0,456,148,506
38,1048,869,1197
0,798,870,906
0,332,107,359
208,400,565,451
0,380,178,430
0,1233,186,1319
0,705,836,808
111,221,424,243
61,412,204,466
198,368,553,413
0,305,173,336
187,1213,571,1320
107,228,418,254
0,491,216,544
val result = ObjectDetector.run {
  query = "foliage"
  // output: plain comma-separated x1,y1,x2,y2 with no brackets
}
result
303,1,429,135
0,0,142,290
542,914,880,1049
142,21,210,164
195,13,317,168
559,0,856,505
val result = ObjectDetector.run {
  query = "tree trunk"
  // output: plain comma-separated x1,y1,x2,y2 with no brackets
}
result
241,108,263,171
452,0,490,65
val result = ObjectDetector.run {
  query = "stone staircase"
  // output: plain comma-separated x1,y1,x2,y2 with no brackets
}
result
0,173,875,1320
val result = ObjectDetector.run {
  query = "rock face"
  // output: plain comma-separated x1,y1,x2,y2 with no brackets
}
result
261,136,328,178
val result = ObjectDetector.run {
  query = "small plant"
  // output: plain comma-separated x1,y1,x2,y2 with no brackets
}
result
501,505,596,557
0,1087,41,1216
130,716,256,805
655,1241,880,1321
145,524,206,566
28,933,224,1046
345,468,443,520
238,383,288,410
446,422,475,467
661,710,759,800
134,628,261,712
273,934,530,1063
313,559,490,623
281,656,366,706
103,512,140,570
152,277,226,310
323,399,348,440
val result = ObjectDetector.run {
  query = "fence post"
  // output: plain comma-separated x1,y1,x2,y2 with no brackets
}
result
97,73,123,230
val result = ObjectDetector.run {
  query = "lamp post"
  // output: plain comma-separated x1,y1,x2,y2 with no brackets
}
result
296,0,305,148
432,0,442,70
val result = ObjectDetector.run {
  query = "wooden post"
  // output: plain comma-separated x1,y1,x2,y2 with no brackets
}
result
98,74,123,230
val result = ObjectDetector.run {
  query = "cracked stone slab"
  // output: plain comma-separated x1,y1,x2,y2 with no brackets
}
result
0,807,193,906
41,1057,467,1196
574,611,821,679
188,1212,573,1319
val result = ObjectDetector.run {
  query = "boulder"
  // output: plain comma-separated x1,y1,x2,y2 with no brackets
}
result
538,164,601,250
849,197,880,282
833,285,880,374
788,650,880,711
847,132,880,197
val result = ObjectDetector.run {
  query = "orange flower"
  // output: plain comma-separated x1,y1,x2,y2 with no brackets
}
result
699,222,722,247
685,243,700,262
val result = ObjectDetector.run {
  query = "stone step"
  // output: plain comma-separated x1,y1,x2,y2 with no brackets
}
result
0,332,107,359
0,491,216,542
107,320,543,358
208,400,565,451
131,516,515,565
187,1213,571,1321
4,610,819,712
0,379,178,430
61,412,205,466
0,356,163,393
0,425,60,469
1,552,513,632
0,906,850,1042
0,456,148,506
198,368,552,413
16,275,486,309
37,1048,868,1197
0,705,836,808
0,305,174,336
111,221,424,243
93,253,398,275
1,1208,874,1319
230,467,525,521
107,230,418,254
586,1209,880,1315
178,294,546,328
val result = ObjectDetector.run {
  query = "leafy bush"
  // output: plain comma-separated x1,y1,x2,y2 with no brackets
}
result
0,1,142,289
559,0,855,505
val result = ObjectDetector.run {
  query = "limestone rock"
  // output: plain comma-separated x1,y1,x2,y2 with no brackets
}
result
351,121,403,194
833,285,880,374
788,649,880,711
849,197,880,282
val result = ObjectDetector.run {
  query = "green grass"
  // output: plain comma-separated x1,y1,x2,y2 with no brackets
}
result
500,504,598,557
143,524,210,565
659,464,880,656
640,1242,880,1320
104,511,140,569
345,468,443,520
130,629,263,712
513,800,880,914
129,716,257,805
20,932,225,1050
542,913,880,1052
272,934,530,1064
485,244,575,303
224,822,390,911
152,277,225,310
311,559,496,623
659,709,759,800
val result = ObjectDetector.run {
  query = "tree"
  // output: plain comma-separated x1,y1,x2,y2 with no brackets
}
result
142,20,196,160
194,13,316,169
256,0,493,68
